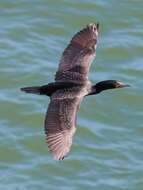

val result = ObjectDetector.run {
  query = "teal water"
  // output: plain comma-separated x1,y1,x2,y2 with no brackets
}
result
0,0,143,189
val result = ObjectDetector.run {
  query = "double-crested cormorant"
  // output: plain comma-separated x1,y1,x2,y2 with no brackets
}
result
21,23,130,160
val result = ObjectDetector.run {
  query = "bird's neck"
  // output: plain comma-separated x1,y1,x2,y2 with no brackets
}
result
87,81,115,96
87,85,102,95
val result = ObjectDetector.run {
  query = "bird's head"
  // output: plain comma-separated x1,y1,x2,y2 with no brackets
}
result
94,80,130,94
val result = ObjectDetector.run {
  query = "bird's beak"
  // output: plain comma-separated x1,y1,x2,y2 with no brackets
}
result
116,82,131,88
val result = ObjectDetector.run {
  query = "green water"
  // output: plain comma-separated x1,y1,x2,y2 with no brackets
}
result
0,0,143,189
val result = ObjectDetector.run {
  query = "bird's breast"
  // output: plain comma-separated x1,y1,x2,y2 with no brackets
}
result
51,81,91,100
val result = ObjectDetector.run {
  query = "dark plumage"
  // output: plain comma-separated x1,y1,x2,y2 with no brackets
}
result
21,23,130,160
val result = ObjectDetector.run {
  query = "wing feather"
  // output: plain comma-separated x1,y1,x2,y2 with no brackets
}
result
45,90,82,160
55,23,99,82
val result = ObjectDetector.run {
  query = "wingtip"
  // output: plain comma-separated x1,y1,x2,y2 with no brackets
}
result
53,151,66,161
96,22,99,31
88,22,99,32
53,155,65,161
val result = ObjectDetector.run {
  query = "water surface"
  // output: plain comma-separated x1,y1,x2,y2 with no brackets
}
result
0,1,143,190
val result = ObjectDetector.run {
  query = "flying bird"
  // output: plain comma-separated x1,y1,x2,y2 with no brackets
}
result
21,23,130,160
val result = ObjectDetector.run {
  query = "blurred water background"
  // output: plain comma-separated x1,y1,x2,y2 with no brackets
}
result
0,0,143,189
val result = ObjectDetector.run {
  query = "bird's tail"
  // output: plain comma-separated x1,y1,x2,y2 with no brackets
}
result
20,86,41,95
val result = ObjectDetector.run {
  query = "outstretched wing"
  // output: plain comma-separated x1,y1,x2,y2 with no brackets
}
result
45,89,82,160
55,23,99,82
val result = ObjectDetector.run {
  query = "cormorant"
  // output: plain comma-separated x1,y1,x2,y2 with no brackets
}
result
21,23,130,160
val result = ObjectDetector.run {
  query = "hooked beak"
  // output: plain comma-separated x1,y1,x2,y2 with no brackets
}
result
116,82,131,88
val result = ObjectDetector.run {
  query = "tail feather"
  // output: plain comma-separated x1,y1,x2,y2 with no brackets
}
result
21,86,41,95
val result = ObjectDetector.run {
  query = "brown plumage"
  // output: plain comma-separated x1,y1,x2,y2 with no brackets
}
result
45,23,99,160
55,23,99,82
21,22,130,160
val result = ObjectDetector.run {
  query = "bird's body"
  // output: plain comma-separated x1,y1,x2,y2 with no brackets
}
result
21,23,130,160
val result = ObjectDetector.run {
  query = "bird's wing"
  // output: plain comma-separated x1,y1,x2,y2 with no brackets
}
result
45,88,83,160
55,23,99,82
